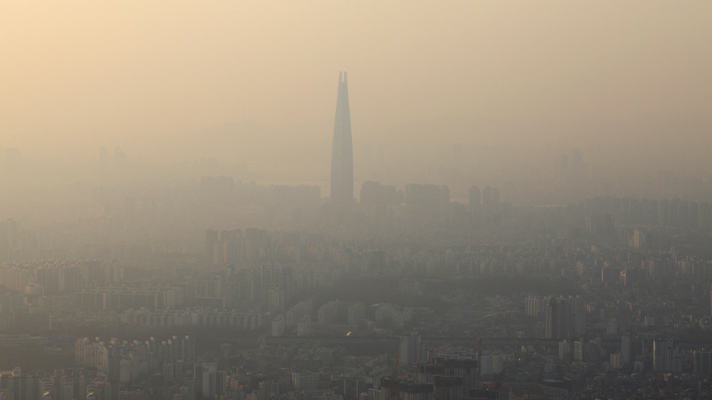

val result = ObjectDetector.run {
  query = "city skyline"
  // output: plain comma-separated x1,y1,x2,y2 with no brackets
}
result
1,3,712,399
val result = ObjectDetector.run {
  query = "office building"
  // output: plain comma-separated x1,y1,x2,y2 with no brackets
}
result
360,181,400,207
468,186,481,212
330,71,354,218
405,184,450,207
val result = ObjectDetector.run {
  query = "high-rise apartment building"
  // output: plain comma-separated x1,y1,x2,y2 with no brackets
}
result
694,351,712,377
621,334,631,365
545,297,586,339
653,339,681,372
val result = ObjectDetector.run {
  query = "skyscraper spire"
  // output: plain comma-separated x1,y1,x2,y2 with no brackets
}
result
330,71,354,218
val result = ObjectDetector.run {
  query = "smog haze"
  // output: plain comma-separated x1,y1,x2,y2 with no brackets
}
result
2,1,711,196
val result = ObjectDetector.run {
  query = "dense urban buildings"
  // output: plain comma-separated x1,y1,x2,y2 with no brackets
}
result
1,119,712,400
3,0,712,397
1,170,712,399
0,78,710,400
2,105,712,397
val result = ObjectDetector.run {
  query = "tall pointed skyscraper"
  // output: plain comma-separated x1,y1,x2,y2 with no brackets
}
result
330,71,353,216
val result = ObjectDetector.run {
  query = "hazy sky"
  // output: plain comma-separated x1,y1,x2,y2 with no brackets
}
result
1,1,711,158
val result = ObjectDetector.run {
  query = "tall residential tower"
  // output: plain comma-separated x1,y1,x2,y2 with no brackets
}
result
330,72,354,217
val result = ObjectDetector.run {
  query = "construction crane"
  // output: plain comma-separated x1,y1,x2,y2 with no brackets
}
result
474,334,491,389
